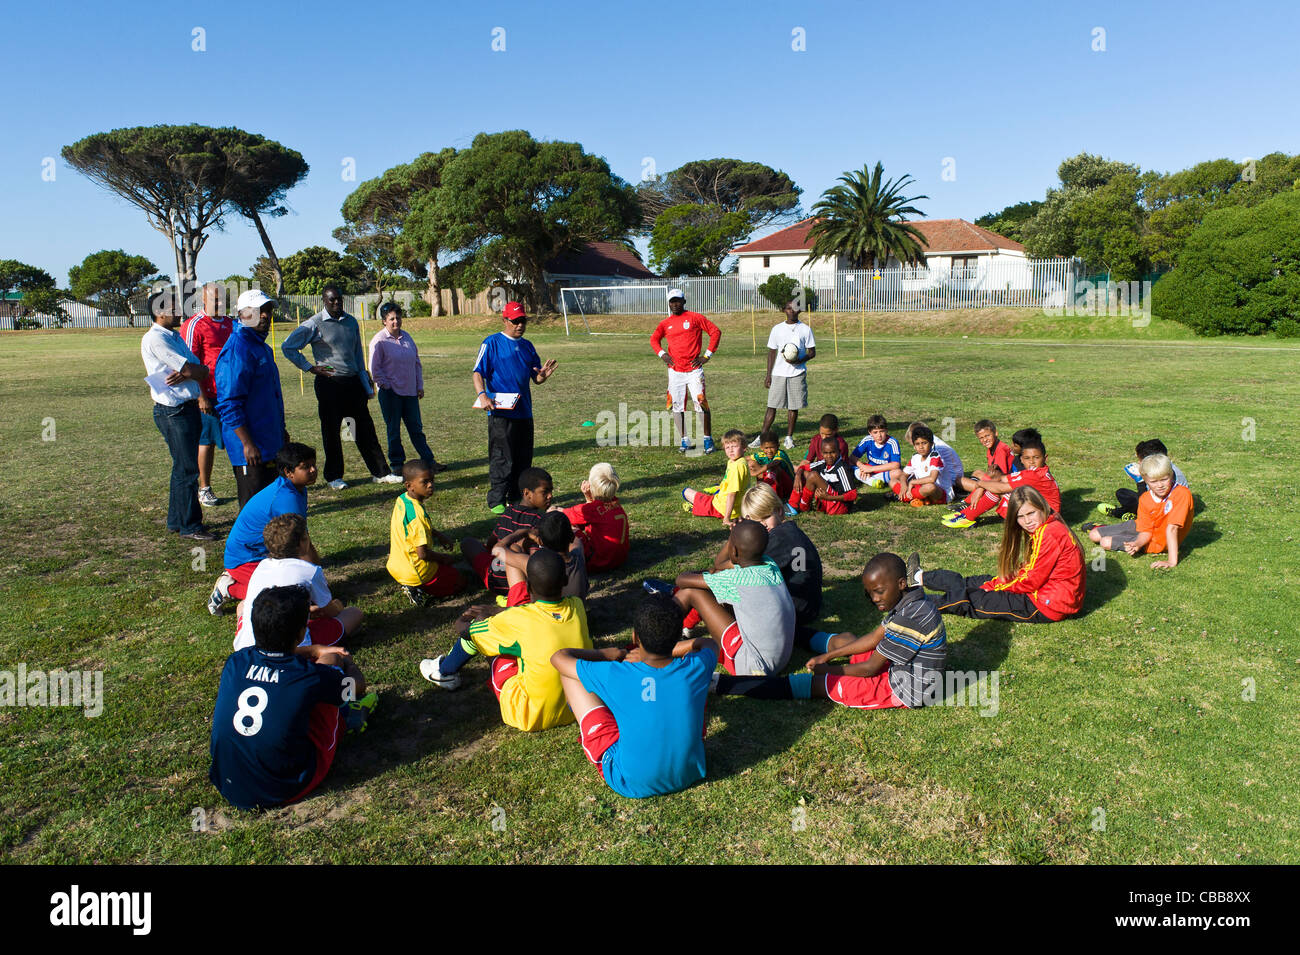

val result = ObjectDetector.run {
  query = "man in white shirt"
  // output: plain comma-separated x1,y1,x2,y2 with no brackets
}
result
754,301,817,450
141,288,217,541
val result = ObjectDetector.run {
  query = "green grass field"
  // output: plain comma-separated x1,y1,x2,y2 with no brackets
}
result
2,309,1298,864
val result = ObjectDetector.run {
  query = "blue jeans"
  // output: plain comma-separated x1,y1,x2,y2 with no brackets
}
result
153,401,203,534
376,388,435,472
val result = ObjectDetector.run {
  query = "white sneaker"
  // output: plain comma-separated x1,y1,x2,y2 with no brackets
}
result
419,655,463,690
327,479,348,490
373,473,402,484
710,672,721,693
198,486,218,507
207,572,235,616
748,436,761,448
783,435,795,450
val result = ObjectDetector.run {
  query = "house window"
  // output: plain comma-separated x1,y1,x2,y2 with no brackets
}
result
762,255,770,268
952,255,978,271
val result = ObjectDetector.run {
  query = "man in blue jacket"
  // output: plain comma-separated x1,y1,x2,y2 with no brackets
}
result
216,289,288,508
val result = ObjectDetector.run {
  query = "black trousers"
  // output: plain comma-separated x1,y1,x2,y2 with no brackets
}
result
232,461,278,509
924,568,1049,623
487,416,534,507
1115,485,1143,515
314,374,387,482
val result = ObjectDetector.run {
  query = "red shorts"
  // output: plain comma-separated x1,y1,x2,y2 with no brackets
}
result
286,703,341,803
822,650,905,709
506,581,530,606
579,705,620,771
789,485,852,515
225,560,260,600
717,620,746,676
490,656,518,699
690,491,727,520
471,551,493,588
417,563,463,598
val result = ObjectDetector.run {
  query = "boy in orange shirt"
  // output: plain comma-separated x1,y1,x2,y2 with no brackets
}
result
1085,454,1193,569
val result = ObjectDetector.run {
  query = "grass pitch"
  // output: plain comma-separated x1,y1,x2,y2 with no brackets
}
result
1,309,1297,864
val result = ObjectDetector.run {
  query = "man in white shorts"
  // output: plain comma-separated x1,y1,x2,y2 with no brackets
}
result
754,300,816,450
650,288,722,454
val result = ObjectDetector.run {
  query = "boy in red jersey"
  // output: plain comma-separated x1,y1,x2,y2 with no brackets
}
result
943,438,1060,527
911,486,1085,623
562,463,629,572
651,288,721,454
183,282,234,506
944,419,1016,527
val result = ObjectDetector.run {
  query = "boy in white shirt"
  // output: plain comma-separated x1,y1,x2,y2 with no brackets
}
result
233,514,363,651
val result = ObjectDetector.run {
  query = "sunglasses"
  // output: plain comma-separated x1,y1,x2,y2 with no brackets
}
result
506,317,528,325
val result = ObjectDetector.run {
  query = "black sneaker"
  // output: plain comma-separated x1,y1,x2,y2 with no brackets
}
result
642,578,675,597
428,460,449,474
180,528,218,542
906,551,922,586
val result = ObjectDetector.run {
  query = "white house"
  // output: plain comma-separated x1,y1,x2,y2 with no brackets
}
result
730,217,1030,288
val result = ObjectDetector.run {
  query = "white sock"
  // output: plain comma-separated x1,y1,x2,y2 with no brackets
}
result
914,570,924,586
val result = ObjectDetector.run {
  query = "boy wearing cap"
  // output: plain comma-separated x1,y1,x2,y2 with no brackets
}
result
651,289,721,454
754,300,816,451
471,302,559,514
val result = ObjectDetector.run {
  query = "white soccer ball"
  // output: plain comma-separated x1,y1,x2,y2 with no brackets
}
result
782,342,801,362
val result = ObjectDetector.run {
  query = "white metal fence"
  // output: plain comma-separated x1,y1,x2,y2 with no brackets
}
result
560,257,1081,316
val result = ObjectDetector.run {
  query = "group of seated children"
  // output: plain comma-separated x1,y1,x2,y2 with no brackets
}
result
1084,441,1192,570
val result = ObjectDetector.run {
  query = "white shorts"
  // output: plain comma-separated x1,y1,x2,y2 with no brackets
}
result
858,470,889,488
667,368,708,413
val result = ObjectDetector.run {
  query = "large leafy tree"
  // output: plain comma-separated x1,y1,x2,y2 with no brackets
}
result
637,158,801,274
1152,189,1300,335
1021,153,1139,259
649,203,751,275
0,260,56,300
225,136,309,298
257,246,368,297
339,149,456,315
804,162,928,269
974,200,1043,244
67,250,162,325
429,131,641,311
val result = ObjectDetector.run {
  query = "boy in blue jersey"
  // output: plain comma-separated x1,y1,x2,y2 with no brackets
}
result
851,413,901,494
471,302,558,514
210,585,375,810
551,594,719,798
208,443,318,615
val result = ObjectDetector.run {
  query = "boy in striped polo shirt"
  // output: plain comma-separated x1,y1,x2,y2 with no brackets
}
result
714,552,946,710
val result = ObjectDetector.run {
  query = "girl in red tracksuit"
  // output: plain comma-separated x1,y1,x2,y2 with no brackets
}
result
911,486,1085,622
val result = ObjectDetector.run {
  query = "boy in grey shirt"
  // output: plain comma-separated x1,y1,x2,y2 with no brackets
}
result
672,520,794,675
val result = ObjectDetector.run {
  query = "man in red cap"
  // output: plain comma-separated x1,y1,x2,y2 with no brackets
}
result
471,302,558,513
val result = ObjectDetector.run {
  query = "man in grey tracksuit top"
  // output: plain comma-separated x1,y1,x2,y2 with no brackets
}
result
280,285,397,488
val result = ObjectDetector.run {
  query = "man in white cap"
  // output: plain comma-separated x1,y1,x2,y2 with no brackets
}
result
215,288,288,508
649,288,721,454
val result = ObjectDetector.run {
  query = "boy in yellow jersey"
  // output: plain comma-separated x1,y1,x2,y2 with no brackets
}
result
387,461,462,607
681,429,749,527
419,549,592,731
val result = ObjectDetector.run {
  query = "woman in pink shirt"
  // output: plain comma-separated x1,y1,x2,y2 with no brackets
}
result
368,302,445,475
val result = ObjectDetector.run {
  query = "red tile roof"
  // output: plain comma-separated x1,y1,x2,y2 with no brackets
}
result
546,241,656,278
731,217,1023,255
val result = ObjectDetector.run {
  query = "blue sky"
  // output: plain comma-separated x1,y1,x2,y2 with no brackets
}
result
5,0,1298,285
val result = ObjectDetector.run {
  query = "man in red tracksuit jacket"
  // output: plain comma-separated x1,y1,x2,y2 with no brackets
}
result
650,287,721,455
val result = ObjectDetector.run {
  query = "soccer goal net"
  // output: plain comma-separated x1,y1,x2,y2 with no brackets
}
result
558,284,673,336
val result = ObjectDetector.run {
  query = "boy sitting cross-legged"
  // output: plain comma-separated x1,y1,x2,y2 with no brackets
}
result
493,510,589,605
714,552,946,710
387,460,463,607
787,435,858,515
419,549,593,732
682,428,750,526
671,519,794,676
1085,453,1193,570
850,413,902,494
889,424,949,507
210,585,376,810
461,467,554,595
551,594,719,798
949,418,1015,517
747,429,796,502
233,514,363,651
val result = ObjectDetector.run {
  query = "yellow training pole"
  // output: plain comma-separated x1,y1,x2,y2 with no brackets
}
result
833,312,838,356
750,302,755,354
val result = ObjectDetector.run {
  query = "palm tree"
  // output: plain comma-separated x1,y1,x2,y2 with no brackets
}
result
804,162,929,270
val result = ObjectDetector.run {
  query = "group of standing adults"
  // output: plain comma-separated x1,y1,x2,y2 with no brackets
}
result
143,285,443,539
144,281,816,537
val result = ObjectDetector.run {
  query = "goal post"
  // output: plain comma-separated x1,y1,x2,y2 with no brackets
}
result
558,284,673,336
